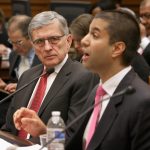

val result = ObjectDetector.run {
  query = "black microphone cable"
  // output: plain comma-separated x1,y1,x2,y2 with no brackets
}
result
0,68,54,104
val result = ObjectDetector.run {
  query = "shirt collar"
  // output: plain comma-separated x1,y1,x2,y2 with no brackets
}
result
101,66,132,97
44,54,68,74
24,48,35,65
54,54,68,73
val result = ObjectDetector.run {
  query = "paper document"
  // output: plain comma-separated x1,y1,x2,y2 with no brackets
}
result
0,138,47,150
16,144,47,150
0,138,15,150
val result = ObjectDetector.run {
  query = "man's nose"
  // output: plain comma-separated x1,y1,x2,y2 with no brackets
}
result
12,44,18,51
44,40,53,50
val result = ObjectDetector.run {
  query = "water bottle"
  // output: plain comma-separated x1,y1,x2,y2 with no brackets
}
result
47,111,65,150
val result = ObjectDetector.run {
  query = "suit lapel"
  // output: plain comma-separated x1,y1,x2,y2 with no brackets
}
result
88,69,136,150
10,55,20,77
38,59,72,115
21,65,44,107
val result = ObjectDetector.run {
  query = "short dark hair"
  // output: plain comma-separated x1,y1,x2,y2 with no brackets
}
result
95,10,140,66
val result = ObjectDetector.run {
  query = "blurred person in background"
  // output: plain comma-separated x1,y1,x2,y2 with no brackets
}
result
139,0,150,66
0,15,41,93
69,13,93,62
91,0,135,17
0,8,12,88
91,0,116,16
0,8,12,58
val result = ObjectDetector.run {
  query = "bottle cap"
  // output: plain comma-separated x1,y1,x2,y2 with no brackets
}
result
51,111,61,116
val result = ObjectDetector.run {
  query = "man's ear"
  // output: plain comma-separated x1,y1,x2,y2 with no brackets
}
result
66,34,73,48
112,41,126,58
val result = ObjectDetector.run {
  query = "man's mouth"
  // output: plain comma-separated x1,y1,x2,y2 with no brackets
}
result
82,53,89,61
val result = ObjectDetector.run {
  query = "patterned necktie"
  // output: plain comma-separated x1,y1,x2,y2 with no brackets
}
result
85,85,106,149
18,73,48,139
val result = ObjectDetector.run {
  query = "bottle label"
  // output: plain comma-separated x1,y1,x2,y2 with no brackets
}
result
47,128,65,142
48,142,64,150
47,128,65,150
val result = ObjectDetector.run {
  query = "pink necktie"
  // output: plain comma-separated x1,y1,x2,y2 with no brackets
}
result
85,85,106,149
18,73,48,139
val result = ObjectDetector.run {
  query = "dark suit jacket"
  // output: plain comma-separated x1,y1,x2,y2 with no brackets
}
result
9,51,41,82
66,69,150,150
131,52,150,83
143,43,150,66
1,58,99,140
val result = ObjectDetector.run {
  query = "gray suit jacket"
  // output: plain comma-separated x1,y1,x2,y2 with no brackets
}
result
2,58,99,140
66,69,150,150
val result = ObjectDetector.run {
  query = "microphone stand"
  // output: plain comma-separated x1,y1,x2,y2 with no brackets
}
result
39,86,135,150
0,68,54,104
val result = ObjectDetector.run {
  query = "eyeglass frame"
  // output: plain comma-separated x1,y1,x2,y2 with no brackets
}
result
8,35,29,47
32,35,65,48
8,38,24,46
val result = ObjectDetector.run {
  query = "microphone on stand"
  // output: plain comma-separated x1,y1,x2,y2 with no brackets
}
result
38,85,135,150
0,68,54,104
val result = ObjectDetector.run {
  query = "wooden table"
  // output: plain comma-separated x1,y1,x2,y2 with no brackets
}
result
0,130,33,146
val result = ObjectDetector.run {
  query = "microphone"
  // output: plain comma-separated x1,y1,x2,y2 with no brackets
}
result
0,68,54,104
38,85,135,150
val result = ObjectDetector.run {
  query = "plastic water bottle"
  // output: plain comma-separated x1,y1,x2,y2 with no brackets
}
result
47,111,65,150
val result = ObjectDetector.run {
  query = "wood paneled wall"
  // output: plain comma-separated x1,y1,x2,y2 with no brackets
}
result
0,0,142,20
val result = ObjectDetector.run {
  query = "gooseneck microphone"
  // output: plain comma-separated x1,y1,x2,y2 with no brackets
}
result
39,85,135,150
0,68,54,104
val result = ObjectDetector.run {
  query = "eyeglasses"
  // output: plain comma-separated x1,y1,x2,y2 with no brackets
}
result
32,35,65,48
8,39,24,46
140,13,150,20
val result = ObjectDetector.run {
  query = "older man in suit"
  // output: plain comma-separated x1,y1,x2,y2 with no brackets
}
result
139,0,150,66
2,11,99,141
0,15,41,93
0,15,41,128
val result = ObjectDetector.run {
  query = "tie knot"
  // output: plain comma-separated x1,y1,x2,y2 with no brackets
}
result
42,73,48,79
96,85,106,97
42,68,54,78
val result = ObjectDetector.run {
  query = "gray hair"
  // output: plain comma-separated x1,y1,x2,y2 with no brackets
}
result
28,11,69,40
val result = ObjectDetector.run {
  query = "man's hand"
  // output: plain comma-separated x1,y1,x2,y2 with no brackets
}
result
13,107,47,137
4,83,17,93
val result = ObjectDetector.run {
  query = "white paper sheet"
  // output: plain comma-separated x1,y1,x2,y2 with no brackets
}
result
0,138,47,150
0,138,15,150
16,144,47,150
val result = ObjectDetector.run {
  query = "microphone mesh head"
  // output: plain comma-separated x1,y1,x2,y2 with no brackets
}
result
46,68,54,75
126,86,135,94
